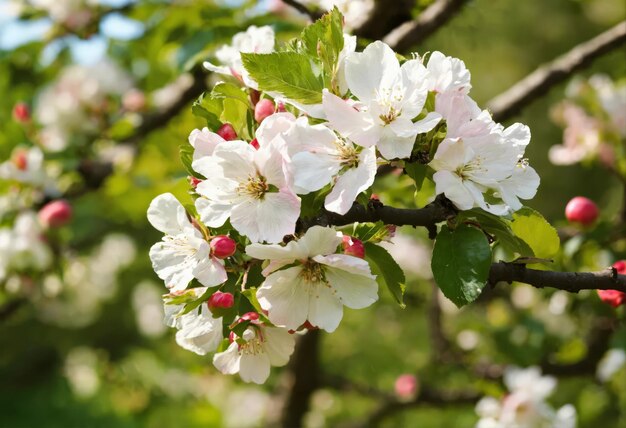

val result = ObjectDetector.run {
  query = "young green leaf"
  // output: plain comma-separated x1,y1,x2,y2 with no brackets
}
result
241,52,323,104
432,224,492,307
510,207,560,259
364,242,406,307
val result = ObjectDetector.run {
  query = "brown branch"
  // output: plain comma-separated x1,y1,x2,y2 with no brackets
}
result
281,329,321,428
281,0,322,21
488,21,626,122
382,0,470,52
353,0,415,41
489,262,626,293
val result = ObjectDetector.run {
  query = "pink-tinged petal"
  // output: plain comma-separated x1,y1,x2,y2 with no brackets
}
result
345,41,399,103
213,343,241,374
324,265,379,310
231,191,299,243
292,151,340,194
203,61,232,76
399,59,429,117
195,197,232,228
212,141,257,181
239,353,271,384
255,140,291,189
262,327,296,366
300,226,343,256
322,90,379,148
149,241,196,292
432,170,475,211
313,253,374,277
307,282,344,333
325,146,377,214
147,193,188,235
430,138,467,171
255,112,296,148
376,131,416,160
257,266,309,330
288,120,338,156
188,127,225,160
192,255,228,287
195,176,239,202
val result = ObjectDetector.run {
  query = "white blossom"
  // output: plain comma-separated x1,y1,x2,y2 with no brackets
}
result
0,146,49,187
213,321,295,384
246,226,378,332
323,41,441,159
192,139,300,243
148,193,227,291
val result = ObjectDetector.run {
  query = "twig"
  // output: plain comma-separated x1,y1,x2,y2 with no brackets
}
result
281,0,322,21
382,0,470,52
488,21,626,122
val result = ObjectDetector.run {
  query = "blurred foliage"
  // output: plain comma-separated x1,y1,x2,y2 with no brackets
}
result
0,0,625,427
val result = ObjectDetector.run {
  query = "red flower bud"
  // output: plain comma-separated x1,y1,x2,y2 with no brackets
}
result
250,138,260,150
188,176,202,188
38,200,73,228
597,289,625,308
208,291,234,311
210,235,237,259
342,235,365,258
565,196,599,226
254,99,275,123
394,374,418,399
240,312,260,322
217,123,238,141
12,102,30,123
12,150,28,171
613,260,626,275
276,102,286,112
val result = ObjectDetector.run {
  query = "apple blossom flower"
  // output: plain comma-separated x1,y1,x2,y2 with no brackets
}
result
425,51,472,96
549,102,602,165
187,127,243,161
148,193,227,292
1,211,53,277
475,366,577,428
323,41,441,160
204,26,275,89
192,140,300,243
246,226,378,332
213,318,295,384
0,146,49,187
164,288,224,356
287,118,377,214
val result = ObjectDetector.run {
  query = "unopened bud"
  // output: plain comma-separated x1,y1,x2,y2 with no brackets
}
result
188,176,202,188
13,102,30,123
12,150,28,171
39,200,73,228
597,289,625,308
240,312,260,322
565,196,598,226
208,291,235,311
217,123,238,141
613,260,626,275
254,99,275,123
250,138,260,150
394,374,418,399
276,102,286,112
342,235,365,258
210,235,237,259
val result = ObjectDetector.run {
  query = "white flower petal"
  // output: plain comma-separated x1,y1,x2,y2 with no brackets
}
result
213,343,241,375
195,197,232,228
322,90,379,148
262,327,295,367
300,225,343,256
192,255,228,287
307,282,344,332
239,353,271,384
147,193,188,235
257,266,309,330
230,191,299,243
149,241,196,292
325,265,379,309
292,151,341,194
324,146,376,214
345,41,399,103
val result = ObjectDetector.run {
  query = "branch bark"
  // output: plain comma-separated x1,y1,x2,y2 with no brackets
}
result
281,0,322,21
488,21,626,122
382,0,470,52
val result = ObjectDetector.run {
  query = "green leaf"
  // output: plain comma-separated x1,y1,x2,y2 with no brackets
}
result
192,92,222,130
352,222,390,243
364,242,406,307
405,163,428,191
179,144,202,178
510,207,560,259
242,288,263,314
179,287,212,316
431,224,492,307
460,209,534,258
241,52,323,104
212,81,250,106
221,98,250,139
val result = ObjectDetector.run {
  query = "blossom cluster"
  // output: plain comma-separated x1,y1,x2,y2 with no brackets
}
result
475,366,577,428
149,9,543,385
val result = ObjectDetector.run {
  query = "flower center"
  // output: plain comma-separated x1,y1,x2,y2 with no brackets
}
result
379,106,400,125
334,140,360,168
162,235,197,257
300,259,325,283
237,174,269,199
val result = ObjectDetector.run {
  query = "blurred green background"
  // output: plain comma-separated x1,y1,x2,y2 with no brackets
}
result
0,0,625,427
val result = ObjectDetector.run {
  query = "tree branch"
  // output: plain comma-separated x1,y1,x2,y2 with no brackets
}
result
382,0,470,52
281,0,322,21
488,21,626,122
489,262,626,293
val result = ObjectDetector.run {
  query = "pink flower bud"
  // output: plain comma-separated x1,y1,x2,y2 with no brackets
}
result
394,374,418,399
254,99,275,123
250,138,260,150
613,260,626,274
565,196,598,226
12,102,30,123
386,225,397,239
208,291,234,311
276,102,286,112
210,235,237,259
597,289,625,308
38,200,73,228
12,150,28,171
217,123,238,141
342,235,365,258
240,312,260,322
188,176,202,188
